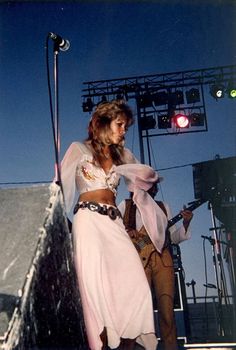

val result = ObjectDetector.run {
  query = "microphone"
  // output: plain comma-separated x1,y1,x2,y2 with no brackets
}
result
49,32,70,52
201,235,228,246
201,235,215,244
204,283,217,289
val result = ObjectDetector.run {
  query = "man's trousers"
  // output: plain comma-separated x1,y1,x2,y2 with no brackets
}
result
145,247,178,350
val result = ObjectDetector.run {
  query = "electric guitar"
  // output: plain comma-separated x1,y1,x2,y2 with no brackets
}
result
131,198,205,268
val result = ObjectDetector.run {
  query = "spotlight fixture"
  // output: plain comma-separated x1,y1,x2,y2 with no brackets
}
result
116,87,129,101
170,90,184,105
123,83,139,92
227,81,236,98
116,93,124,100
137,93,153,108
186,88,200,104
190,112,205,127
140,114,156,130
153,91,169,106
158,114,171,129
97,95,107,105
210,84,225,100
174,113,190,128
82,97,94,112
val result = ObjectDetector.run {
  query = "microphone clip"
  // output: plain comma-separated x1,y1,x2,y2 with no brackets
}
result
49,32,70,52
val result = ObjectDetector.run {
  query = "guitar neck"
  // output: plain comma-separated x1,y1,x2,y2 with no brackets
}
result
167,198,205,228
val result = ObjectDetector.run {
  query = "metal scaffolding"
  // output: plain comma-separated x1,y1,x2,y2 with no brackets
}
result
82,64,236,163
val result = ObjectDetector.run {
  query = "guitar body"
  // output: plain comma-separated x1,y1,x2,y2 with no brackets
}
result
131,230,156,268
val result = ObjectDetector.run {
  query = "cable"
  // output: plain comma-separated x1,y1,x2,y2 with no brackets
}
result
0,181,51,186
45,35,57,173
202,237,210,337
0,37,65,190
45,33,62,190
149,139,165,202
0,160,205,187
156,162,194,172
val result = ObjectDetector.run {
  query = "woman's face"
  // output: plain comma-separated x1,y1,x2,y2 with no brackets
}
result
109,114,128,144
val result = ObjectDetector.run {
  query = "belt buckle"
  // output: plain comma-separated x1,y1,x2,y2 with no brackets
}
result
88,202,99,212
107,206,117,220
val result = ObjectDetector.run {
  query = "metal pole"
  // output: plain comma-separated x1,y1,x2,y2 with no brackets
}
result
146,129,152,166
136,97,145,164
186,280,197,304
209,202,227,336
53,43,62,190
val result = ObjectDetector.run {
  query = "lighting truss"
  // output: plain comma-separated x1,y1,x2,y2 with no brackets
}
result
82,64,236,162
82,65,236,102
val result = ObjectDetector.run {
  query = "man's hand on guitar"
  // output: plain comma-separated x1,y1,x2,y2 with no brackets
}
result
126,228,139,239
181,205,193,231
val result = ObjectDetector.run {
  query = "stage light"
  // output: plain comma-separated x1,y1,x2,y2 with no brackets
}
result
170,90,184,105
97,95,107,105
210,84,225,100
186,88,200,104
227,81,236,98
229,89,236,98
174,113,190,128
123,83,140,92
116,87,129,101
158,114,171,129
116,93,124,100
82,97,94,112
137,93,153,108
153,91,169,106
190,112,205,127
140,114,156,130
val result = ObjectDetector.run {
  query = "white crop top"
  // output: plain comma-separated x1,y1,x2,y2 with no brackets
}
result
60,141,138,214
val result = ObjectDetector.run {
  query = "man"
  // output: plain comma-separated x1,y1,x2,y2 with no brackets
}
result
118,179,193,350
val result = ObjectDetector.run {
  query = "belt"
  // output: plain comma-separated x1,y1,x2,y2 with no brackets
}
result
73,201,121,220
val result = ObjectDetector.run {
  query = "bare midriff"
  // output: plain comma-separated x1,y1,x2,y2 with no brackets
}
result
79,188,116,207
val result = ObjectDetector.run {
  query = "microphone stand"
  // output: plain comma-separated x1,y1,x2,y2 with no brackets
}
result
209,201,228,337
53,41,63,193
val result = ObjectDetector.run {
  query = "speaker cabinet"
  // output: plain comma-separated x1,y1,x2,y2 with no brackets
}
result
192,156,236,233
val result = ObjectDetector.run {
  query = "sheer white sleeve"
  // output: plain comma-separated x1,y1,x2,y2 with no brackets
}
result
123,148,140,164
115,163,166,252
60,142,82,215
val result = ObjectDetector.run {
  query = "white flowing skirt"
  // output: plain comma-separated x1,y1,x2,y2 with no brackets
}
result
72,206,158,350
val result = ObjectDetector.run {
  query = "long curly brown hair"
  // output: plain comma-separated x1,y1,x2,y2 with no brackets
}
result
85,100,134,165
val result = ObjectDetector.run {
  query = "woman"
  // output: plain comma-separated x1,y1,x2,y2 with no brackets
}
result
59,100,158,350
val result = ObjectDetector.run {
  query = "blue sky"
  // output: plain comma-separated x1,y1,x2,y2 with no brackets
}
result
0,1,235,298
